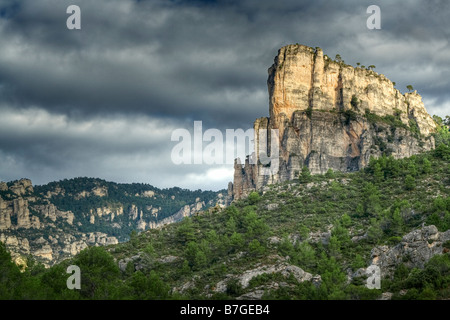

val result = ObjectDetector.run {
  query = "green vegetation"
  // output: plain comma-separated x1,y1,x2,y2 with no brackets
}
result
432,115,450,147
408,118,421,138
299,166,312,184
1,142,449,300
363,108,429,143
384,254,450,299
350,95,360,109
364,109,408,131
306,106,313,119
342,109,358,125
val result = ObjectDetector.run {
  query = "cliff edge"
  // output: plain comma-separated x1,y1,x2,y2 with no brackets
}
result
232,44,437,199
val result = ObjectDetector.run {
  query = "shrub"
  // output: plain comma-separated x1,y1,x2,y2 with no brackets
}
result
226,279,244,297
306,107,313,119
325,168,336,179
405,175,415,191
351,95,360,109
343,109,358,125
299,166,312,184
248,191,261,205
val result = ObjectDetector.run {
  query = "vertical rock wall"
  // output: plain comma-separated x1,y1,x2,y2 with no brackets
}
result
232,44,437,199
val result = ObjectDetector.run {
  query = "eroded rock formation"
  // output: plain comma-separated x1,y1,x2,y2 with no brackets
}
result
232,44,437,199
0,178,228,267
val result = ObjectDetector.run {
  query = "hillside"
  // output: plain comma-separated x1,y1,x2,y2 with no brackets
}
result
0,177,228,266
1,139,449,300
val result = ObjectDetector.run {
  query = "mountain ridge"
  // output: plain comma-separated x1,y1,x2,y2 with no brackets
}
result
0,177,229,267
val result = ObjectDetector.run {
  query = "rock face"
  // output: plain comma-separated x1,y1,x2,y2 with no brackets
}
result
232,44,437,199
0,179,120,267
146,198,206,229
1,178,228,267
211,258,321,300
9,179,33,196
237,263,314,289
370,225,450,277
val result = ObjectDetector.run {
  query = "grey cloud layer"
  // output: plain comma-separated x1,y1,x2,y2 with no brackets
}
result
0,0,449,189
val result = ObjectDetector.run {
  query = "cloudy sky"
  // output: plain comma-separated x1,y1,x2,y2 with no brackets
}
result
0,0,449,191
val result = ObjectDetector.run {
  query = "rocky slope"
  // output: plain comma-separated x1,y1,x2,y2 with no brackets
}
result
1,144,449,300
105,145,450,300
231,44,437,199
370,225,450,276
0,178,228,267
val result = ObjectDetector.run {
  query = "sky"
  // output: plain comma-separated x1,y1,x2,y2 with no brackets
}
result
0,0,449,191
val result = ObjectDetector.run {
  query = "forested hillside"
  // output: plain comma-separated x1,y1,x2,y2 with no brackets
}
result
1,136,448,300
0,177,226,266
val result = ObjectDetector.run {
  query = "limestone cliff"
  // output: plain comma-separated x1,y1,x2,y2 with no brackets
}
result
0,179,119,267
0,178,228,267
232,44,437,199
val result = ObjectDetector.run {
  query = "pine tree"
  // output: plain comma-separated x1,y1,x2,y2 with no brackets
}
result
299,166,312,183
373,162,384,182
405,175,415,190
391,208,403,236
422,158,431,174
325,168,336,179
248,191,261,205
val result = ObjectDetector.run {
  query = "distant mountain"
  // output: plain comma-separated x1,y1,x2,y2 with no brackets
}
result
0,177,229,266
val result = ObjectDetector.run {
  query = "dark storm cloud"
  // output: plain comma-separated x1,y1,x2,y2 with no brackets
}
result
2,0,447,123
0,0,449,189
0,0,275,128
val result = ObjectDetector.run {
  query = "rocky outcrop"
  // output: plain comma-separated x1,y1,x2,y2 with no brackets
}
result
349,225,450,286
370,225,450,277
1,178,228,267
0,230,119,268
0,180,120,267
92,186,108,197
0,197,33,230
238,263,314,289
33,203,74,225
146,198,207,229
268,45,436,135
14,198,31,229
34,244,53,261
0,198,11,230
0,182,7,191
212,259,321,299
232,44,437,199
9,179,33,196
90,206,123,222
86,232,119,246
